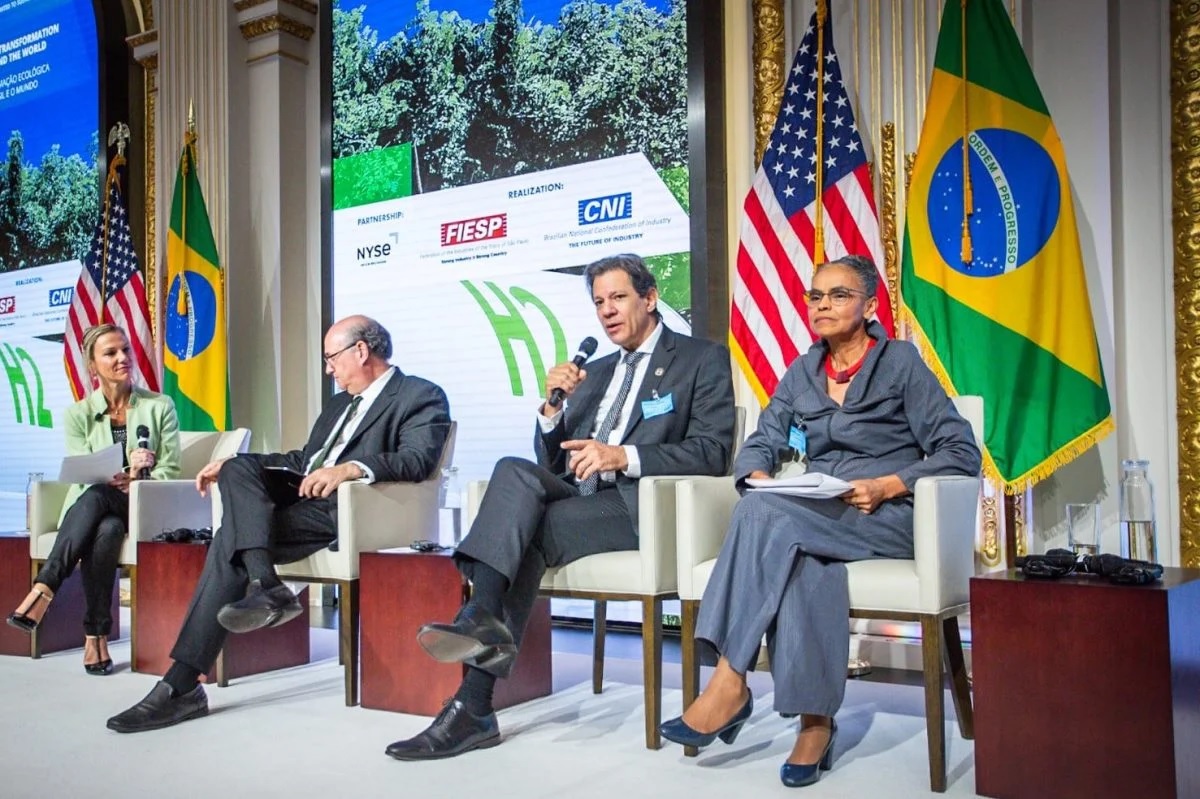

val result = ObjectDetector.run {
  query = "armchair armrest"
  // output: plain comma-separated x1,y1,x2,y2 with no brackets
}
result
675,476,740,600
464,479,488,532
129,480,214,542
29,481,70,536
912,475,981,611
336,479,441,556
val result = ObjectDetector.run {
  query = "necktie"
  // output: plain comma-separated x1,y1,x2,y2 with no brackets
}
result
579,351,646,495
310,395,362,472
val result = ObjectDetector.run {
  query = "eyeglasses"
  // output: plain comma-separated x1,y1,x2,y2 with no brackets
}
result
322,341,360,366
803,288,869,307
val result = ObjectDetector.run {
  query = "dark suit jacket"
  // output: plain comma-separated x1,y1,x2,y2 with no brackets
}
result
534,324,735,528
247,369,451,506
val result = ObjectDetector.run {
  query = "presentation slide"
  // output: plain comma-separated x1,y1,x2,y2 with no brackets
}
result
0,0,97,531
330,0,690,545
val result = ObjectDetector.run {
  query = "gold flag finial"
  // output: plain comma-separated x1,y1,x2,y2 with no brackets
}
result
187,99,196,134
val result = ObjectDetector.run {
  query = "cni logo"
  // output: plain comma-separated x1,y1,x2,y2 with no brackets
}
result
0,296,14,315
48,287,73,307
577,192,632,225
441,214,507,246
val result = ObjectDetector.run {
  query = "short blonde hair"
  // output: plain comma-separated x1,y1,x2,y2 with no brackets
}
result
82,324,127,365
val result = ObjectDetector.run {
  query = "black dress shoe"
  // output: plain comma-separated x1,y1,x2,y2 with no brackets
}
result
385,699,501,760
106,681,208,733
417,603,516,667
217,580,302,634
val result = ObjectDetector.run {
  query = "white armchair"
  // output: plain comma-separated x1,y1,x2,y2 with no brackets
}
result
253,422,458,706
28,429,251,659
674,396,983,793
463,408,746,750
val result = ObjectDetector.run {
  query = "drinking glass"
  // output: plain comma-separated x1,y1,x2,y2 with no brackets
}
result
1066,502,1100,557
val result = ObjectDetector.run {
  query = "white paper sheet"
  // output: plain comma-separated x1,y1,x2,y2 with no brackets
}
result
745,473,854,499
57,443,124,484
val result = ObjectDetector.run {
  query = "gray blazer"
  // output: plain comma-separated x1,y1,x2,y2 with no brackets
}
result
735,320,981,492
535,323,736,529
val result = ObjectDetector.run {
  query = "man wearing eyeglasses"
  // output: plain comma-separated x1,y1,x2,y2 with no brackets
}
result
106,315,451,734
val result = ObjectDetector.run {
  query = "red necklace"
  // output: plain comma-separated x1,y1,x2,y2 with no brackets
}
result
824,338,876,384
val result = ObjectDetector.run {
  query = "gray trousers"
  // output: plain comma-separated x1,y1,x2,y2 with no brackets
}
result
696,491,912,716
455,456,638,649
170,456,337,672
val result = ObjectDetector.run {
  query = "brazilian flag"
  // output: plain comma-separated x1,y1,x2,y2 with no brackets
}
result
162,133,230,431
901,0,1111,492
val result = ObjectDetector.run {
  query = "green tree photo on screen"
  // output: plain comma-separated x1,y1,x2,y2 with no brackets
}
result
331,0,691,314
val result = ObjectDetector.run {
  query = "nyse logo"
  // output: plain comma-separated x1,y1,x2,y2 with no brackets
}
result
577,192,632,225
48,287,73,307
356,242,392,265
0,296,14,315
441,214,507,246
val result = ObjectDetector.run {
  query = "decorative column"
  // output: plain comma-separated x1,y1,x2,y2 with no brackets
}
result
127,27,159,337
234,0,321,452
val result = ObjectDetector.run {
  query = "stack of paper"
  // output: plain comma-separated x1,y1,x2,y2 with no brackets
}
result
745,473,853,499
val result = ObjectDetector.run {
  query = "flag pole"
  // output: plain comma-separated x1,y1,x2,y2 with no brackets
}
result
813,0,828,265
177,101,196,319
960,0,974,264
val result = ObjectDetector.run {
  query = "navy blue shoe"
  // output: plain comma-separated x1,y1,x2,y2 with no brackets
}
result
780,719,837,788
659,689,753,749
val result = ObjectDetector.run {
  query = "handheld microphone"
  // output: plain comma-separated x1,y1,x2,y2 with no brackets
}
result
547,337,598,408
135,424,152,480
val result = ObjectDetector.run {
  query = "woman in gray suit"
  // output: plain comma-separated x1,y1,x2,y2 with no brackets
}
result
659,255,981,787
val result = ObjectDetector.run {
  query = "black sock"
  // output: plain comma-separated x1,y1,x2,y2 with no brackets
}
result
467,562,507,618
454,666,496,716
238,548,280,588
164,661,203,697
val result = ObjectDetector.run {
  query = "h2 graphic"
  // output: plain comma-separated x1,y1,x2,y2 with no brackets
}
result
462,281,567,398
0,342,52,428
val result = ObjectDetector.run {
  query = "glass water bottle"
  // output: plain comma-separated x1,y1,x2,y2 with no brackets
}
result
1119,459,1157,562
25,472,44,532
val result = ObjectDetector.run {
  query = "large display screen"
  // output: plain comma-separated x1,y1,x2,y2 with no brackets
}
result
330,0,691,541
0,0,99,530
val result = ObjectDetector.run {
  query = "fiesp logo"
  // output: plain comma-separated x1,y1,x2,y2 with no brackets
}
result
441,214,507,246
0,296,14,315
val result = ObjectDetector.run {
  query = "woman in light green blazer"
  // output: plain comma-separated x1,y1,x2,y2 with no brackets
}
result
6,324,181,674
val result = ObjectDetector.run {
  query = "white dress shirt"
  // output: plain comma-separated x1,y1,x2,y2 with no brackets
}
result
306,366,396,482
538,320,663,483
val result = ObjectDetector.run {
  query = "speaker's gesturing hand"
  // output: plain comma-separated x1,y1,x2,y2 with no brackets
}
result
561,439,628,481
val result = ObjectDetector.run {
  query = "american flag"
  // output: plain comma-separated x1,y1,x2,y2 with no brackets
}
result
730,9,893,401
64,170,159,398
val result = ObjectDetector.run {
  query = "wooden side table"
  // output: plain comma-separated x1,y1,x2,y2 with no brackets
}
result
134,540,310,683
359,549,552,715
0,532,120,657
971,568,1200,799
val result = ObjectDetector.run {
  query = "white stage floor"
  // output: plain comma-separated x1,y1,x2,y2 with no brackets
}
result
0,626,978,798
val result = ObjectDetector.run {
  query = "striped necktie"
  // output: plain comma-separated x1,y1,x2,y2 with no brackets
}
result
579,351,646,495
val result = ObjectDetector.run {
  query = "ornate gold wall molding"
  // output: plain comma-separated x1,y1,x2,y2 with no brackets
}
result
880,122,899,315
238,14,315,42
1171,0,1200,568
751,0,785,166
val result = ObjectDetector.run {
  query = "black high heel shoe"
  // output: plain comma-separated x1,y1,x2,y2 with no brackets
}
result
6,586,53,633
84,635,114,676
780,719,838,788
659,688,754,749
